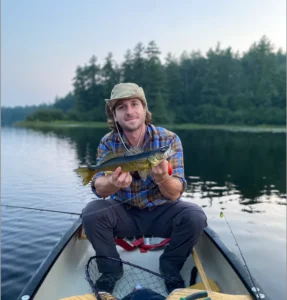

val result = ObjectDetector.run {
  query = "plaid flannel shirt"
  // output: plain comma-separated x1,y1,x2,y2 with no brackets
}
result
92,124,186,209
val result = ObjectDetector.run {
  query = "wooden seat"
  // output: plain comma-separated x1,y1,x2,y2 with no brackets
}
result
167,288,253,300
59,294,96,300
59,292,116,300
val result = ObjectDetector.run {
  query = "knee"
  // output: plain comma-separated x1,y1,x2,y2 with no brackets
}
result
81,200,109,226
178,207,207,232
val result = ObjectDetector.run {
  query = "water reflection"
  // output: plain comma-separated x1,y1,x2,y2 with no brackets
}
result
26,126,286,210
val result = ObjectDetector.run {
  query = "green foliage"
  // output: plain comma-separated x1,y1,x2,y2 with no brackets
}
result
54,92,76,112
26,109,64,122
3,35,286,126
1,104,52,126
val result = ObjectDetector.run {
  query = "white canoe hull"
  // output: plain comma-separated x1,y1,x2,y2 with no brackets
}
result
18,218,268,300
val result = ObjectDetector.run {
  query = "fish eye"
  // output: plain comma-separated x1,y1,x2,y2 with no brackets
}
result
160,146,168,152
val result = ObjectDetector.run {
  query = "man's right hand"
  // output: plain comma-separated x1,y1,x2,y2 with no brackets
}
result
94,167,132,198
110,167,132,188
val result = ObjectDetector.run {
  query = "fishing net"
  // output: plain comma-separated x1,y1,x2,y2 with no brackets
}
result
85,255,176,300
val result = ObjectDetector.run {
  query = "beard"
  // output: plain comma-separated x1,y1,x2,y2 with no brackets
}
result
118,117,145,132
120,121,143,132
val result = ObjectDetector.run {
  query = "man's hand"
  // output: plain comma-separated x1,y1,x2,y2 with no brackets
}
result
152,160,182,200
110,167,132,188
152,160,170,184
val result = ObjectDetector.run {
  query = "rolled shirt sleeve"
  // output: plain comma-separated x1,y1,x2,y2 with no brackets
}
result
167,134,187,194
91,140,111,197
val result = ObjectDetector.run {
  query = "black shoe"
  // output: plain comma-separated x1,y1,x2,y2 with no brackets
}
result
95,269,124,294
164,278,185,294
159,267,185,294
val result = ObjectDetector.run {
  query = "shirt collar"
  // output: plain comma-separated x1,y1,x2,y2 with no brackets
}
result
115,123,153,148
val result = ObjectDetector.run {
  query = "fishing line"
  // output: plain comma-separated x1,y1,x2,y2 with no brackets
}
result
220,211,260,299
1,177,169,217
3,147,180,218
1,204,81,215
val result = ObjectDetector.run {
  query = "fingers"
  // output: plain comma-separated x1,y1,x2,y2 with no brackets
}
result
110,167,132,188
152,160,170,183
113,166,122,177
152,160,168,175
117,172,132,186
111,167,122,182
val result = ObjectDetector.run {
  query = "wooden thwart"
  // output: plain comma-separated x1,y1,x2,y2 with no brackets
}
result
59,294,96,300
59,292,116,300
188,278,220,293
192,248,213,291
167,288,253,300
167,248,253,300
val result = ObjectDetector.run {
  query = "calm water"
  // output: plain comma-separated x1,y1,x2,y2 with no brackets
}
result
1,126,286,300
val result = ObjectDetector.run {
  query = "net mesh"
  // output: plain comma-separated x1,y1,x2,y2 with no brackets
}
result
85,255,176,300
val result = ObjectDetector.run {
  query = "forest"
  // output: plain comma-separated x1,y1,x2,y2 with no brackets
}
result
2,36,286,126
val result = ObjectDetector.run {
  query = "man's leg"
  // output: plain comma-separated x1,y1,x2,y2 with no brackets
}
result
81,199,141,274
145,201,207,280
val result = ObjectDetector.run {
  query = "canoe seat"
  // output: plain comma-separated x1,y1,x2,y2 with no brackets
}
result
189,278,220,292
166,288,253,300
59,294,96,300
78,226,170,252
59,292,116,300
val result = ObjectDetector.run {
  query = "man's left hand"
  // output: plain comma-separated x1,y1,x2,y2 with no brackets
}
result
152,160,170,183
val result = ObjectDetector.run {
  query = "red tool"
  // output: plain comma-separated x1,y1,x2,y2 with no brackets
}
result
168,162,173,175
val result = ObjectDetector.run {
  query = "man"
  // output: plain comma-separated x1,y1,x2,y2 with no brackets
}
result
81,83,207,294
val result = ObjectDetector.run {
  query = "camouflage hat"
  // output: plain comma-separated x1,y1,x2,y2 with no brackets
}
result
105,83,147,110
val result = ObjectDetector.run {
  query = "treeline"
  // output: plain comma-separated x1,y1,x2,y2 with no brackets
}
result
1,104,52,126
1,94,76,126
4,36,286,126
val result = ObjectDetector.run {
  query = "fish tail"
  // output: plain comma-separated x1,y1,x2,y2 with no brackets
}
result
74,167,97,186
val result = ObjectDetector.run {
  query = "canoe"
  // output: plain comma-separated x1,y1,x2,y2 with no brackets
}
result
17,217,269,300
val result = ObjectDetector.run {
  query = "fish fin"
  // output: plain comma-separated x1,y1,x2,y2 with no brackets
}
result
147,156,160,167
74,167,96,186
125,147,144,156
138,169,149,181
100,151,120,164
104,171,113,176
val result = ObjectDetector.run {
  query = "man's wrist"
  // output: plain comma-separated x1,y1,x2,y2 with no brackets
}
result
154,174,171,185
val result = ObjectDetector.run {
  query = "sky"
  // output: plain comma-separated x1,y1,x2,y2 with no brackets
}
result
2,0,286,107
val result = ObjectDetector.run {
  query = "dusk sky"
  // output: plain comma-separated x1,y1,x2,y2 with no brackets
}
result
2,0,286,107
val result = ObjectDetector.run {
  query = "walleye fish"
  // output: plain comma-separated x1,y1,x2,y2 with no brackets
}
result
74,145,174,185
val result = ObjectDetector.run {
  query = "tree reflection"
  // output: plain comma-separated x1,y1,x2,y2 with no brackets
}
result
31,126,286,207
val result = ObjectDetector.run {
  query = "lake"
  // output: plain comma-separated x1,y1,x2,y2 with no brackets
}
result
1,126,286,300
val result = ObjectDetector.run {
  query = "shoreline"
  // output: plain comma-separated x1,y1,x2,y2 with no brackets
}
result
14,121,286,133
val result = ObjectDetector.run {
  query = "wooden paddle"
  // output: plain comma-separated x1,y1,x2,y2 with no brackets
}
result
188,248,221,293
191,248,212,291
167,248,252,299
170,248,251,300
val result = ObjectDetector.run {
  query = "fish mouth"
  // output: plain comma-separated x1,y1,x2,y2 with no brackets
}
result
160,145,174,158
168,148,176,157
166,148,175,158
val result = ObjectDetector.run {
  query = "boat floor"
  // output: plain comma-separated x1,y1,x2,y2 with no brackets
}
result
53,242,195,298
34,230,250,300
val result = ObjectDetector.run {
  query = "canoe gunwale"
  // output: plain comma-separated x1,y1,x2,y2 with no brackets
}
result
17,217,83,300
204,226,270,300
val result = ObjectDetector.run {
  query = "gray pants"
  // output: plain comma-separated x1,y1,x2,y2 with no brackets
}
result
81,199,207,279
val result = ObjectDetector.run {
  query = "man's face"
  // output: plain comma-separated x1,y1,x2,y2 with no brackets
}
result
114,98,146,132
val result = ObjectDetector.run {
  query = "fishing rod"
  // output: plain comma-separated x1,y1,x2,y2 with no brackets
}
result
1,204,81,216
2,171,174,218
220,211,260,299
1,192,140,217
